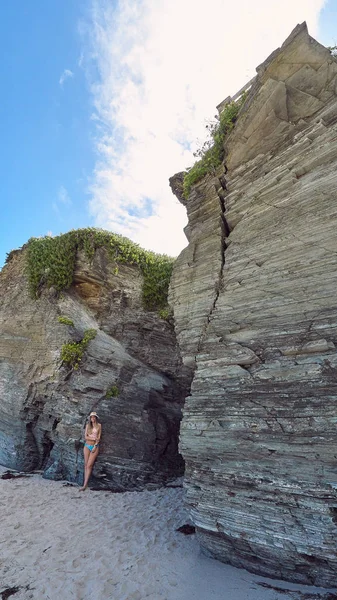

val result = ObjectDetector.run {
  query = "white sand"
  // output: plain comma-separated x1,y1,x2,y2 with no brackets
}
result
1,466,336,600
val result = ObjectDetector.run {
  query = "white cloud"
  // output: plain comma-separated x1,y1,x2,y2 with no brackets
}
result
84,0,326,257
59,69,74,86
52,186,72,217
52,202,59,216
58,185,72,206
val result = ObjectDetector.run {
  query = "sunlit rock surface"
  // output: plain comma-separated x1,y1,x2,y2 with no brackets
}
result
170,23,337,587
0,248,188,490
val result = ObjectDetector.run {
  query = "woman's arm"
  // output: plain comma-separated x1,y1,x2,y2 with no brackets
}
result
94,424,102,446
91,424,101,453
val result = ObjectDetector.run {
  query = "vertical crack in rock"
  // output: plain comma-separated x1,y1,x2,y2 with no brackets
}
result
196,172,230,353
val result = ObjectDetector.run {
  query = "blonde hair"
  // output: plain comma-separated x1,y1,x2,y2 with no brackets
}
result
87,414,100,436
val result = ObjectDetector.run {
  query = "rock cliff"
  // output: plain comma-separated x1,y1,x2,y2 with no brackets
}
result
0,239,189,490
170,23,337,587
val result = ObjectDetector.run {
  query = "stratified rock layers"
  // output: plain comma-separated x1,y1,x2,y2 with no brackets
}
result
170,24,337,586
0,248,187,490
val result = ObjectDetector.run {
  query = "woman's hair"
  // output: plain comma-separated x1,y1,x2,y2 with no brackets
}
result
87,414,99,435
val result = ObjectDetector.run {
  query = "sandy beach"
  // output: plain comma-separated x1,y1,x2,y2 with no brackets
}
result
1,466,336,600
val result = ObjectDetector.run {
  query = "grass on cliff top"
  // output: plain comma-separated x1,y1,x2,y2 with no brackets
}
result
183,93,247,199
25,228,175,311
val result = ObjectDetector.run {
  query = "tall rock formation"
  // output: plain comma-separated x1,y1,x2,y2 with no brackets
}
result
170,23,337,587
0,243,188,489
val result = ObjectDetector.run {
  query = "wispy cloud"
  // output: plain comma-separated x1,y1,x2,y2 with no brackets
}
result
52,202,59,216
58,185,72,206
83,0,326,256
52,186,72,217
59,68,74,86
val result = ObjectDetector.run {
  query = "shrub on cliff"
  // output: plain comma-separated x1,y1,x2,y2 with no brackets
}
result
183,93,247,199
26,228,174,311
57,316,74,326
105,384,119,398
60,328,97,370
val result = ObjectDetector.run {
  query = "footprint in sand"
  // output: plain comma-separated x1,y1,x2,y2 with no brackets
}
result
72,557,82,569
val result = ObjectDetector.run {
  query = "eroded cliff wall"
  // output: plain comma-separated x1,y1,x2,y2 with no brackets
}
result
0,246,188,489
170,23,337,587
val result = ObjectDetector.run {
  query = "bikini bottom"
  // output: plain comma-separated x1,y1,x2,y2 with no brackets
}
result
85,443,99,452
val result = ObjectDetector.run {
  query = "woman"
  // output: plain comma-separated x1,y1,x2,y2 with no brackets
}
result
79,411,102,491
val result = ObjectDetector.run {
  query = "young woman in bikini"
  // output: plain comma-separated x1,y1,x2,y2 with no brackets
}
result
79,411,102,491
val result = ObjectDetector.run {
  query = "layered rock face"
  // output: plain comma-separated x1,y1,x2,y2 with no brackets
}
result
170,24,337,586
0,248,188,490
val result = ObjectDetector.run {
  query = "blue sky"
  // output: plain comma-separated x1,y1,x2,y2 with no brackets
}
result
0,1,95,266
1,0,337,268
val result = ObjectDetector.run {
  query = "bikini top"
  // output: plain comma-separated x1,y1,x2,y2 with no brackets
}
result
87,426,99,441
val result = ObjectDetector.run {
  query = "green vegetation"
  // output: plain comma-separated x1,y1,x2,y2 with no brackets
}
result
142,257,174,311
183,93,247,199
57,316,74,326
25,228,175,310
60,328,97,370
5,249,20,264
105,385,119,398
158,306,173,321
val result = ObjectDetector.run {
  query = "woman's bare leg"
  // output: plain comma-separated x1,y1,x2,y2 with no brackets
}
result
79,446,91,491
80,447,99,491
